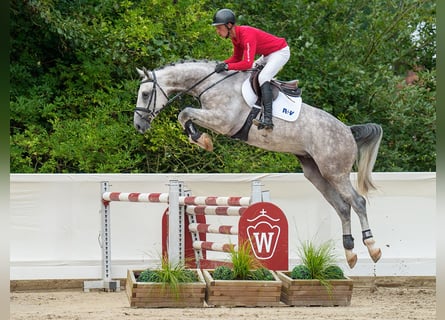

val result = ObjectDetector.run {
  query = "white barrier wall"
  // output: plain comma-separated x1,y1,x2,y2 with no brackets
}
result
10,173,436,280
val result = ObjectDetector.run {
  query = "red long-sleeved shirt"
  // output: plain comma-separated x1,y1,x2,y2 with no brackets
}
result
224,25,288,71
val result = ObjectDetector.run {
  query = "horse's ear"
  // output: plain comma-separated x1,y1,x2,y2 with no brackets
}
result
136,67,152,81
136,67,145,79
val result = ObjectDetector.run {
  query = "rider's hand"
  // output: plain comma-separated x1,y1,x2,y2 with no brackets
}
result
215,63,228,73
254,56,265,69
254,63,264,70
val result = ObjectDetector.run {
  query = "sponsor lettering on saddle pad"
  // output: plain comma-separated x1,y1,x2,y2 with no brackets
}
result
241,78,302,122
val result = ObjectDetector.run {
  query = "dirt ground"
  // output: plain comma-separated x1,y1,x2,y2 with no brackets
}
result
10,281,436,320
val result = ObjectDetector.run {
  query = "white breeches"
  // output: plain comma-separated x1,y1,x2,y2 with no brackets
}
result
256,46,290,86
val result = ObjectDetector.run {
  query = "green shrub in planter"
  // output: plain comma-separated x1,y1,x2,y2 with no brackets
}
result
138,269,162,282
323,265,345,280
136,255,199,299
213,265,234,280
251,267,275,281
290,264,311,279
291,240,347,292
212,241,275,281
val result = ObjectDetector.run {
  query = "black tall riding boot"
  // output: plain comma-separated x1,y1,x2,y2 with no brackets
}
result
258,81,274,131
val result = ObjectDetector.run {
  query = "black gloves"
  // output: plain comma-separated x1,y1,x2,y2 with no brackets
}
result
215,63,228,73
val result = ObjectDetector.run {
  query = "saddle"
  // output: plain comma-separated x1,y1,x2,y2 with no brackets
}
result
249,68,301,103
231,68,302,141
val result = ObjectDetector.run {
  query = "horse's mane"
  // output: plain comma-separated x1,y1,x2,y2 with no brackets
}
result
154,59,219,71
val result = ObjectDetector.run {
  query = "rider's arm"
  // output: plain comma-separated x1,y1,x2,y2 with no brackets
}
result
225,36,256,70
224,26,257,71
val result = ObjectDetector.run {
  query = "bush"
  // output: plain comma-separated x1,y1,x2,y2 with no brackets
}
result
138,269,162,282
212,241,275,281
290,264,311,280
322,265,345,280
212,266,234,280
251,267,275,281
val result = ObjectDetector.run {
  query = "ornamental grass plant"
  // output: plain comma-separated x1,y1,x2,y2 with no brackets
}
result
137,255,198,299
203,240,281,307
277,239,353,306
212,240,275,281
293,239,346,293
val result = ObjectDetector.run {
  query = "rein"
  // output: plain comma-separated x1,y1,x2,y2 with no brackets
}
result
197,71,240,99
134,67,243,123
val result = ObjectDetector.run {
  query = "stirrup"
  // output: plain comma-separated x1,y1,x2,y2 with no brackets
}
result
253,118,274,129
254,120,274,131
258,123,274,131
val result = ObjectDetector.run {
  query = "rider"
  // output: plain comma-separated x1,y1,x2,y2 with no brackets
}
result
212,8,290,131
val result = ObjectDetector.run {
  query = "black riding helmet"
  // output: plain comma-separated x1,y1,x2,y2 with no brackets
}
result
211,9,236,26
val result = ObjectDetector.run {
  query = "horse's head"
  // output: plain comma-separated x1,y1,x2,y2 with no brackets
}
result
134,67,169,134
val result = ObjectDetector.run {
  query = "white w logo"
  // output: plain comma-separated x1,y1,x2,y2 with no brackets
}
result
246,222,281,260
252,232,275,253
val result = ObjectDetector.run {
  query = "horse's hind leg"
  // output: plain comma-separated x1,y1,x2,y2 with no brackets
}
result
335,178,382,264
345,179,382,262
298,156,358,268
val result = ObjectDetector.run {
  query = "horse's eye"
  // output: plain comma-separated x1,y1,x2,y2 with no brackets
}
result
142,91,150,100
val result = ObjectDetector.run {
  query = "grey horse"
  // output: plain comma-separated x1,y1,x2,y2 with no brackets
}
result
134,60,382,268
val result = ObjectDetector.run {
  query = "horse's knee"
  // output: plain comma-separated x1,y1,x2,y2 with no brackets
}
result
178,107,192,125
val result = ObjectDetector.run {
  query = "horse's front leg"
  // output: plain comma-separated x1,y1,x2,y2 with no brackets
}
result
183,119,214,151
178,106,215,152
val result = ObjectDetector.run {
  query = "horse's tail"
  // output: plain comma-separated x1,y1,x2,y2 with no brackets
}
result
349,123,383,196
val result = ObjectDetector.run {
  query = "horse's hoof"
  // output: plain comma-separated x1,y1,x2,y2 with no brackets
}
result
370,248,382,263
199,133,213,152
364,238,382,263
345,250,357,269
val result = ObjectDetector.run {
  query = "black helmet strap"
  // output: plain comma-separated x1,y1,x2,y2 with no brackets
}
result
224,23,233,39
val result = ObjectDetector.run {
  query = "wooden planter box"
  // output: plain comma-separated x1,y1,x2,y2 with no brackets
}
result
126,269,206,308
276,271,353,306
202,269,282,307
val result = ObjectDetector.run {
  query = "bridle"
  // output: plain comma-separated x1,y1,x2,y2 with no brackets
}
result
134,66,243,125
134,69,169,124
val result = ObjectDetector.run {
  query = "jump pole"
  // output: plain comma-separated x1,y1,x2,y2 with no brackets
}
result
182,180,271,269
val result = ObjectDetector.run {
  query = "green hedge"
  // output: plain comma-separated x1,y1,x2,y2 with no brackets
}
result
10,0,436,173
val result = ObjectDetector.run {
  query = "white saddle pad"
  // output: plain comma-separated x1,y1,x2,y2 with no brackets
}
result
241,78,302,122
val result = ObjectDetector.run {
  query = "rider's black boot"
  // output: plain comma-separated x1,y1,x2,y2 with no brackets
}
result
258,81,274,131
